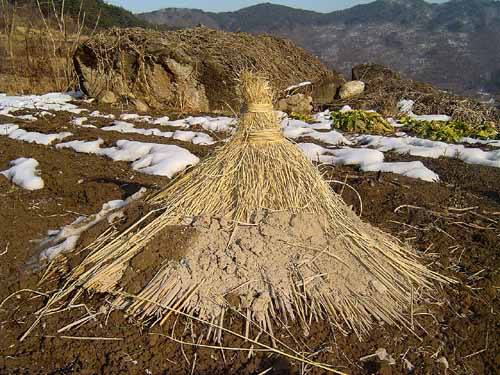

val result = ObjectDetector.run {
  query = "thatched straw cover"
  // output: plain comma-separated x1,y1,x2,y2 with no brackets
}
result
32,72,452,342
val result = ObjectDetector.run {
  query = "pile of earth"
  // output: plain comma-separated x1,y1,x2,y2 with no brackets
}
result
74,27,344,113
330,63,500,126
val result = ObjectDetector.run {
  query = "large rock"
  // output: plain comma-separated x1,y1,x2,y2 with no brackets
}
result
339,81,366,99
97,90,117,104
277,94,313,115
74,27,343,113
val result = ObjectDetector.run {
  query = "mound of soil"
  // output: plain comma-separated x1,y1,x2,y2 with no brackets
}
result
330,63,500,125
74,27,344,113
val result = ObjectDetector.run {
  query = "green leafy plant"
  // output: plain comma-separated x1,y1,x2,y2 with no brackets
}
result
400,117,498,143
331,110,394,134
289,112,316,124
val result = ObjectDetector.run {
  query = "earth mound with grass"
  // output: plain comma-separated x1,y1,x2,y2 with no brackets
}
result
74,27,344,113
334,63,500,125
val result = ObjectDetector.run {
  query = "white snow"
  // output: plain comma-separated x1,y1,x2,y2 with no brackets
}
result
120,113,152,122
285,81,312,91
1,158,44,190
56,139,104,154
89,110,115,119
339,105,353,113
57,139,200,178
396,99,452,122
412,114,452,122
0,124,72,145
37,189,146,262
298,143,439,182
155,116,236,133
0,123,19,135
102,140,200,177
357,134,500,168
101,121,215,145
460,137,500,148
172,130,215,145
0,92,86,116
283,118,349,146
362,161,440,182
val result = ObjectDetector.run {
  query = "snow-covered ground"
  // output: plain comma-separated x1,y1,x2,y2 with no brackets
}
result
1,92,499,187
36,189,146,262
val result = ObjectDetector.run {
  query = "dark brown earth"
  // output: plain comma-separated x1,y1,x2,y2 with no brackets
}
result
0,110,498,375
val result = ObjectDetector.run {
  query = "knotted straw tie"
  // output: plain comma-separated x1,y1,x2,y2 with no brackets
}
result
246,103,284,143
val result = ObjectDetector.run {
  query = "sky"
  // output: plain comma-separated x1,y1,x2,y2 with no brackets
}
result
106,0,449,14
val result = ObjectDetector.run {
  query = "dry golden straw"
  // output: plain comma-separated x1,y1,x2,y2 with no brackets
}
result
30,71,453,350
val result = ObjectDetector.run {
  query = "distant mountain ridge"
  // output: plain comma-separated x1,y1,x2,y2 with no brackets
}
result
139,0,500,97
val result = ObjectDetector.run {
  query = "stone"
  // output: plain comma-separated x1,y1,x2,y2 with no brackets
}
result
97,90,117,105
312,75,345,105
132,99,150,113
277,94,313,115
339,80,365,99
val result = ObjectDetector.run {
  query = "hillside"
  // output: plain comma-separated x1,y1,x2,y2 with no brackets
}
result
13,0,149,28
139,0,500,98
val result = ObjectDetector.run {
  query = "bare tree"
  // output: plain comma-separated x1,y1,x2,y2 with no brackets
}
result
1,0,17,58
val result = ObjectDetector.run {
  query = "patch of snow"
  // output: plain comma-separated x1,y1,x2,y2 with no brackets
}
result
397,99,414,115
362,161,439,182
340,105,352,113
0,92,86,116
101,121,215,145
0,123,19,135
298,143,439,182
36,189,146,262
71,117,97,128
460,137,500,148
56,139,104,154
283,118,349,146
89,110,115,119
16,114,38,121
397,99,452,122
357,134,500,168
120,113,152,122
57,139,200,178
102,140,200,177
6,128,72,145
1,157,44,190
172,130,215,145
71,117,87,126
154,116,236,133
285,81,312,92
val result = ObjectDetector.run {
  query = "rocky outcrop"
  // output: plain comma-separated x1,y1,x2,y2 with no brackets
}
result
74,27,343,113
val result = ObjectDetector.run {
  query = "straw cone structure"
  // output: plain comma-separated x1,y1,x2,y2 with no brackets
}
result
35,72,452,340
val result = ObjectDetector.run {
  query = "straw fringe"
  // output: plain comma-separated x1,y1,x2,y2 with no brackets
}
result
31,71,454,344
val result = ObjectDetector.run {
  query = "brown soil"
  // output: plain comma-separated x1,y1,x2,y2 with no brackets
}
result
0,111,499,375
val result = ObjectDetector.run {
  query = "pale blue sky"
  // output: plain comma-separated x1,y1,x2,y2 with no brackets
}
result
106,0,449,14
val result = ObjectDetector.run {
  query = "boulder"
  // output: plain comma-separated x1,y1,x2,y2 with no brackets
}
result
132,98,150,113
339,81,366,99
97,90,117,105
277,94,313,115
74,27,343,113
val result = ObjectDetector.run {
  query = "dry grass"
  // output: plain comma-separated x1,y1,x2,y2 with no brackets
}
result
329,74,499,126
0,1,90,94
73,27,337,111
